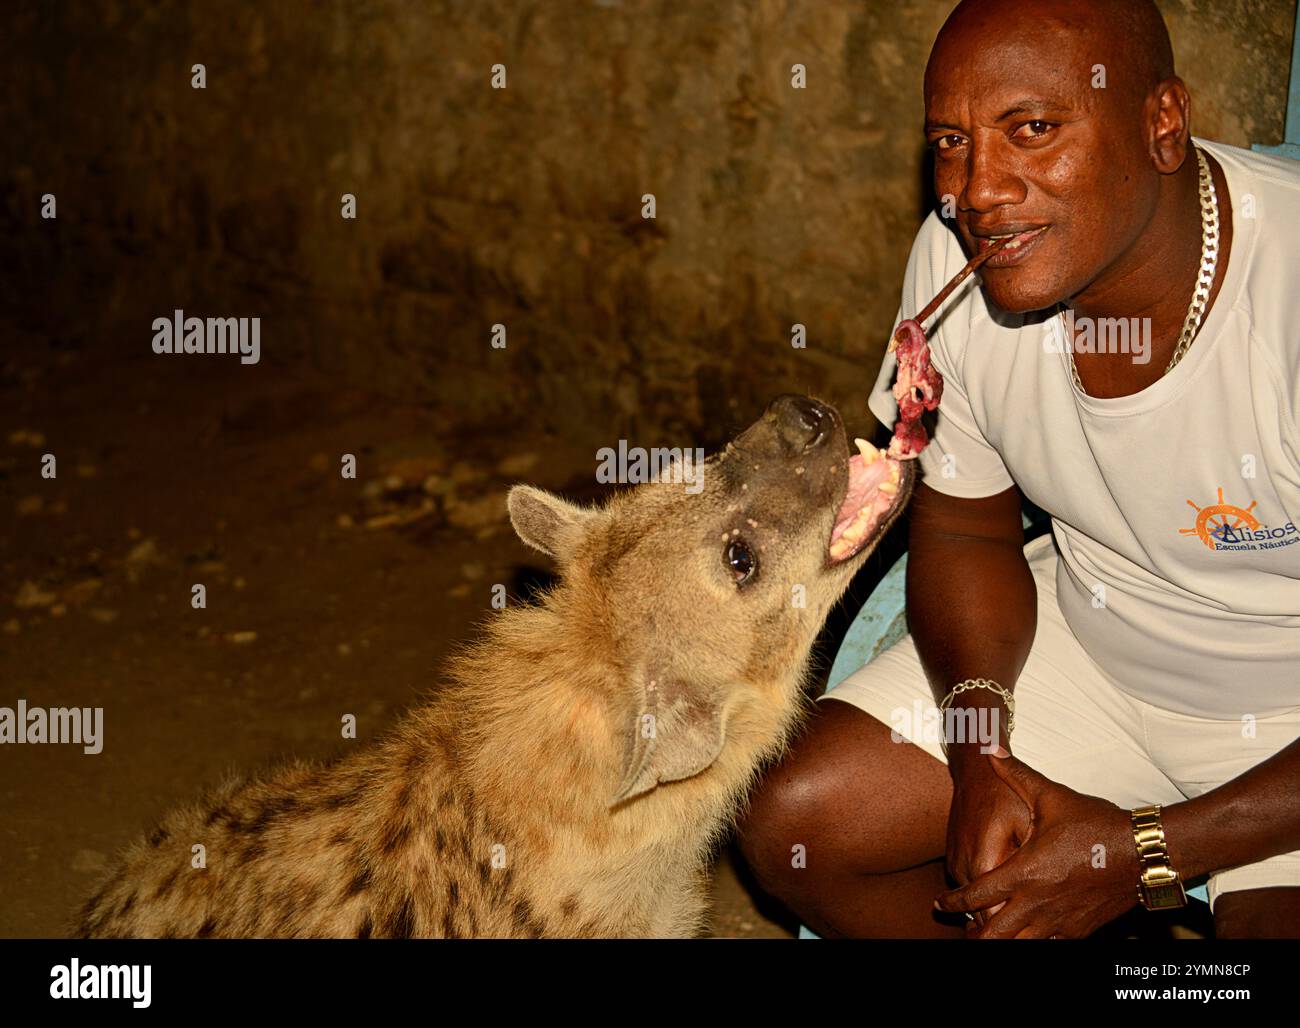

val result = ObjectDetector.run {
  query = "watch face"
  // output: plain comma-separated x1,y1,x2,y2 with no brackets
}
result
1144,883,1188,910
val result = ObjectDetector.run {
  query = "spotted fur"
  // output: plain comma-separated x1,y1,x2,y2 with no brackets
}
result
75,397,910,938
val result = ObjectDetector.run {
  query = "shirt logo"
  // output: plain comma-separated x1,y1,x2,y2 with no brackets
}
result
1180,487,1298,551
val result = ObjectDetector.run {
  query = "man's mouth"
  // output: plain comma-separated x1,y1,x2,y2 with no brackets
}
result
974,225,1050,267
828,439,909,563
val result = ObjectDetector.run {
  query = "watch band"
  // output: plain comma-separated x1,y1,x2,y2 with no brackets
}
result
1130,804,1187,911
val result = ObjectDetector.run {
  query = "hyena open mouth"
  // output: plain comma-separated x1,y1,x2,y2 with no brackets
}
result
828,437,913,563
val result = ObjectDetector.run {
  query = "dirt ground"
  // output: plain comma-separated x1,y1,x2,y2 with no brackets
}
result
0,331,812,938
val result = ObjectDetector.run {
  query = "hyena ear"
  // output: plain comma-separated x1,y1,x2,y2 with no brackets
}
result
507,485,595,561
609,674,728,807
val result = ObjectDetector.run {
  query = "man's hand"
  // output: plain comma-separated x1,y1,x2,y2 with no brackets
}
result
944,744,1031,926
935,750,1141,938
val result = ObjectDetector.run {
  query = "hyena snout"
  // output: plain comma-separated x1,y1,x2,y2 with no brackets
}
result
765,394,839,455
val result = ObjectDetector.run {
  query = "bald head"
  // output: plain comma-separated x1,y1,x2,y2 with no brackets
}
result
920,0,1193,313
931,0,1175,110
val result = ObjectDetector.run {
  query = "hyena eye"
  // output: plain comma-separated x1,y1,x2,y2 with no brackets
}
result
726,539,758,586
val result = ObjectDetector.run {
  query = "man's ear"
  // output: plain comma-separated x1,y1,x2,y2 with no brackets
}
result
609,672,728,807
507,485,596,561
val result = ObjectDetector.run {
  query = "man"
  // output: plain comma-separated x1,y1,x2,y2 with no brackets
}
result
738,0,1300,939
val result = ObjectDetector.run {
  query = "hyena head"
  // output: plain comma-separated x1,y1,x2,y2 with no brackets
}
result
507,395,914,808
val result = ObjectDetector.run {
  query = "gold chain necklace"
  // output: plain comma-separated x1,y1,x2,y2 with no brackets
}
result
1063,144,1221,393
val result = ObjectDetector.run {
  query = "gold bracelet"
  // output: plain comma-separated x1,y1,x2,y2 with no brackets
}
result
938,678,1015,735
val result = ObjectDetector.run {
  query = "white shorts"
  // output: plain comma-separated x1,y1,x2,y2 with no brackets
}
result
820,531,1300,914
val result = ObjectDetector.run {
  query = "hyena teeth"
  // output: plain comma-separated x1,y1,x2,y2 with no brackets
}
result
854,437,880,464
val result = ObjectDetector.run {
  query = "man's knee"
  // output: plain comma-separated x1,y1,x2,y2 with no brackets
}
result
737,698,949,899
738,706,857,899
736,738,836,901
1213,886,1300,938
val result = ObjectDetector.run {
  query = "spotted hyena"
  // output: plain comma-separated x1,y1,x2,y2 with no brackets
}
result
76,395,913,938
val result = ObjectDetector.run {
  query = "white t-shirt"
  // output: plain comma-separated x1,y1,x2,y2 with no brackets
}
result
868,137,1300,720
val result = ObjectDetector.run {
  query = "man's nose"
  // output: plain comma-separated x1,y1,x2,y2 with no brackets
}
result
769,394,832,451
960,139,1026,213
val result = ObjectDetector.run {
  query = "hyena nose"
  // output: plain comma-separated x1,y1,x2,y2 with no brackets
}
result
770,394,832,452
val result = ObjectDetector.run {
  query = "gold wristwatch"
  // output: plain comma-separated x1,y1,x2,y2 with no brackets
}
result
1130,804,1187,911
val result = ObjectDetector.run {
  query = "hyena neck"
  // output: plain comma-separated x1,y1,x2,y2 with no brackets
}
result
438,589,806,929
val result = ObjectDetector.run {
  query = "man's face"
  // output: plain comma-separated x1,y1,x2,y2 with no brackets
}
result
924,22,1160,313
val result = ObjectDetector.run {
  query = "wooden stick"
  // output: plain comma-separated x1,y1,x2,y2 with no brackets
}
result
914,235,1013,328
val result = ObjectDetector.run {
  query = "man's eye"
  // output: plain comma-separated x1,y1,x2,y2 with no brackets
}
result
932,134,965,152
725,539,758,586
1014,120,1056,139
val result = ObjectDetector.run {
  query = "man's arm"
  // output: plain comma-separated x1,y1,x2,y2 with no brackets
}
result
906,480,1035,768
1162,739,1300,882
912,478,1300,932
904,479,1041,917
909,483,1300,884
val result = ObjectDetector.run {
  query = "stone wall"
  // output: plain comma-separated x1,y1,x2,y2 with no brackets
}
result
4,0,1295,448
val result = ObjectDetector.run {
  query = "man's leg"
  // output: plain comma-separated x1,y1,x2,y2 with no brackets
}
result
736,698,965,938
1213,887,1300,938
1147,699,1300,940
738,535,1187,938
